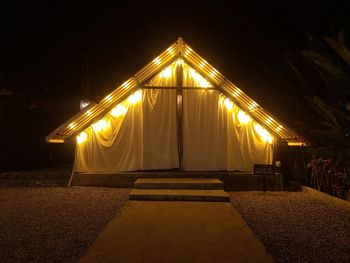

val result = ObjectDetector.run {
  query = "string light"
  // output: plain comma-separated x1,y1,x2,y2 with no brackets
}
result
249,101,258,111
224,98,234,110
254,124,273,144
160,66,172,78
167,47,174,54
111,104,127,117
237,110,251,124
276,125,283,132
189,68,211,87
233,89,241,98
128,90,142,104
266,116,273,125
76,132,87,144
92,119,107,132
153,57,161,65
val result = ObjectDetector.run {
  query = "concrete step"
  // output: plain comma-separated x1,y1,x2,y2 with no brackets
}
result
134,178,223,189
129,189,230,202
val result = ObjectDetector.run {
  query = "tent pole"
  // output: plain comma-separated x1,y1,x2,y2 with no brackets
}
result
176,61,184,170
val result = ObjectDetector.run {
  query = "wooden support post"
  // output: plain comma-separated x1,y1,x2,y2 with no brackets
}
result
176,61,184,170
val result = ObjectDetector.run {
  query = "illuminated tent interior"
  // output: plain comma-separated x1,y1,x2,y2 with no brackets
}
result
46,38,305,175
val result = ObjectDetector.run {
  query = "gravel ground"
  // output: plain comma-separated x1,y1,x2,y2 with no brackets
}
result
229,191,350,263
0,187,130,263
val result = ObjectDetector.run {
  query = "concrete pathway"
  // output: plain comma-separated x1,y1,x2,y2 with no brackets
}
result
79,201,274,263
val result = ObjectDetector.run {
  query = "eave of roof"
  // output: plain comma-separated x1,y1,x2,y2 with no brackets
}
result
46,38,306,145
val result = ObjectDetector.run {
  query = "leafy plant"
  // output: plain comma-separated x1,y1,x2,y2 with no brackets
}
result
299,29,350,197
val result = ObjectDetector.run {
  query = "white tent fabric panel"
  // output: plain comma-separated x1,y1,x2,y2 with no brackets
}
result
74,62,273,173
74,89,179,173
183,90,228,170
182,90,273,172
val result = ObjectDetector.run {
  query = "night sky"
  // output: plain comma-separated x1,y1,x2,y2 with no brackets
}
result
0,1,349,169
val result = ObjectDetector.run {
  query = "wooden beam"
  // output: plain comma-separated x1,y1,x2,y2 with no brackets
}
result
176,61,184,170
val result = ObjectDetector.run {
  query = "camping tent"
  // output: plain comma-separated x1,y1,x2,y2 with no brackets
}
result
46,38,304,175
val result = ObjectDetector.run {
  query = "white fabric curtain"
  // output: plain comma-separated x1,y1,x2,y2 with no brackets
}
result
74,62,273,173
74,89,179,173
182,90,273,172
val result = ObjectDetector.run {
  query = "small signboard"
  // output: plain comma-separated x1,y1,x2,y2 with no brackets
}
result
254,164,274,192
254,164,274,175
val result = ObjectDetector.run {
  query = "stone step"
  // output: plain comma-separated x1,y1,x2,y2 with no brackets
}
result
129,189,230,202
134,178,223,189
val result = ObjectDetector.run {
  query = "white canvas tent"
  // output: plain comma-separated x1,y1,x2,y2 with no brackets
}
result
46,38,304,175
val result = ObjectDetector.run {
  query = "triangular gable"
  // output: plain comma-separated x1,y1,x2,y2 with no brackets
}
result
46,38,304,145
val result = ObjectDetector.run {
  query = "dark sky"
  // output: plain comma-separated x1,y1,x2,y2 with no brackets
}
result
1,1,349,103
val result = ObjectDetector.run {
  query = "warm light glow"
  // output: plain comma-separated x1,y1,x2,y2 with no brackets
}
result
160,66,172,78
104,95,112,102
210,69,218,78
185,47,192,56
237,110,251,124
276,125,283,132
85,109,92,116
122,81,129,89
128,90,142,104
233,89,241,98
249,101,258,111
199,60,207,68
80,100,91,110
69,123,75,129
176,59,183,66
111,104,127,117
167,47,174,54
92,119,107,132
254,124,273,143
153,57,161,65
288,142,304,146
266,116,273,125
189,68,211,87
224,98,234,110
48,139,64,143
76,132,87,144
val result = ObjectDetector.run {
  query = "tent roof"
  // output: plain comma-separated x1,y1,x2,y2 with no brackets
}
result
46,38,305,145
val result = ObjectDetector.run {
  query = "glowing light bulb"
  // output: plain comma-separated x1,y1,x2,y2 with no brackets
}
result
160,66,172,78
111,104,127,117
237,110,251,124
199,60,207,68
233,89,241,98
69,123,75,129
276,125,283,132
76,132,87,144
128,90,142,104
185,47,192,56
85,109,92,116
92,119,107,132
167,47,174,54
190,68,211,87
122,81,129,89
254,124,273,144
210,69,217,78
249,101,258,111
104,95,112,102
266,117,273,125
153,57,161,65
224,98,234,110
